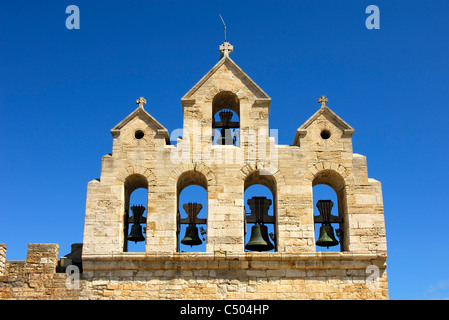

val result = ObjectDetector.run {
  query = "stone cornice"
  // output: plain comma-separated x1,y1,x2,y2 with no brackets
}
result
82,252,387,271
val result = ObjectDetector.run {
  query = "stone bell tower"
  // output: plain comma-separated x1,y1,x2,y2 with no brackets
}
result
78,40,388,299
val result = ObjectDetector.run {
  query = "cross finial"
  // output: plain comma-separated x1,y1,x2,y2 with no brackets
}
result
136,97,146,108
318,96,328,107
219,41,233,58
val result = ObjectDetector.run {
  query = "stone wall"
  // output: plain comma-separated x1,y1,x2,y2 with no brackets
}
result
0,243,388,300
0,244,80,299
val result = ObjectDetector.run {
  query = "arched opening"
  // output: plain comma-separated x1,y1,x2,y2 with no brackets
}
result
123,174,148,252
177,171,208,252
244,171,277,252
312,170,347,252
212,91,240,146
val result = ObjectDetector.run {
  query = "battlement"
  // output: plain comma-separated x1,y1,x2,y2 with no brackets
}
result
0,243,81,299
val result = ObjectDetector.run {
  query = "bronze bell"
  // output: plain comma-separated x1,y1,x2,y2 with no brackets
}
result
316,224,339,248
181,225,203,247
127,205,146,243
245,224,274,252
127,224,145,243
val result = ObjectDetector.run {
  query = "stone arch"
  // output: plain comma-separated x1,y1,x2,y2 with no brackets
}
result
239,164,282,252
305,161,352,252
114,166,156,253
169,164,214,252
210,90,241,146
204,85,249,104
237,162,286,188
168,163,216,188
304,161,354,187
212,91,240,118
115,166,156,187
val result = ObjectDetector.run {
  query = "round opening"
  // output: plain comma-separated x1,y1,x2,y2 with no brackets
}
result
320,130,331,140
134,130,145,139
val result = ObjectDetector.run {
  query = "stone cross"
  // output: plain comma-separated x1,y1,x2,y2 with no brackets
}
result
219,41,234,57
318,96,328,107
136,97,147,108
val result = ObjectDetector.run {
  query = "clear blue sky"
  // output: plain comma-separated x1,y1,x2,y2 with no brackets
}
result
1,0,448,300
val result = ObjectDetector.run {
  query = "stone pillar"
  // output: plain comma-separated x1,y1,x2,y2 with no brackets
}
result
26,244,59,274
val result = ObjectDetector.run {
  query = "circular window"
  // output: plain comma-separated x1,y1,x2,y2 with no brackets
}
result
320,130,331,140
134,130,145,139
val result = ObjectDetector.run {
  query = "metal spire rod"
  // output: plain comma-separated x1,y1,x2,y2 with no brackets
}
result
219,14,227,42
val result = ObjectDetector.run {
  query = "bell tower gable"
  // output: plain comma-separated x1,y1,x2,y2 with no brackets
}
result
180,43,272,147
181,56,270,104
110,103,170,144
293,97,354,153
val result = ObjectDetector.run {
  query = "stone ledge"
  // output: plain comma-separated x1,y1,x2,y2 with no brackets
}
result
82,251,387,272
